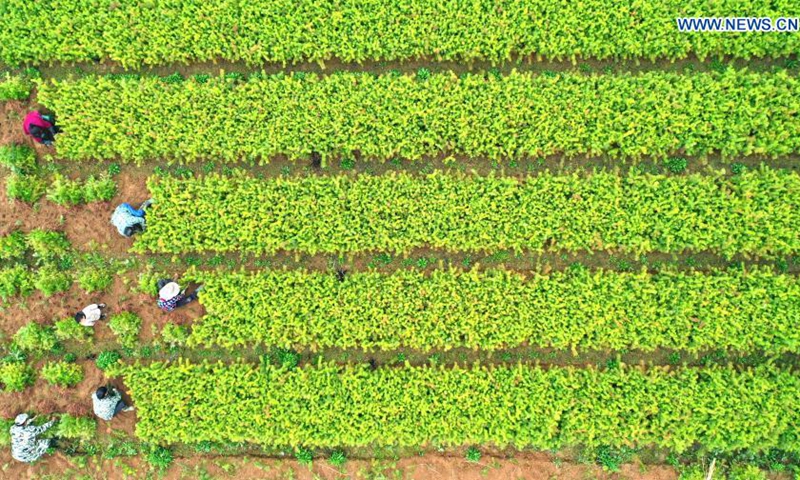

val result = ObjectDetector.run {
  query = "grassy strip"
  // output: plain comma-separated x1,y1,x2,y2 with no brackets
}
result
3,1,800,67
37,69,800,163
185,267,800,353
136,169,800,258
117,360,800,452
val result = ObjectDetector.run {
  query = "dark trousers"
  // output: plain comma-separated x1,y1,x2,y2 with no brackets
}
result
114,400,127,416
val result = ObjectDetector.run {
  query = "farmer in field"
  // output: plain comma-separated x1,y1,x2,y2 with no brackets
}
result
111,199,153,237
157,279,202,312
23,111,60,146
92,385,134,421
74,303,107,327
9,413,56,463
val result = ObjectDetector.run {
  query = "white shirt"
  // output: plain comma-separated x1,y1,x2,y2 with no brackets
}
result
80,304,102,326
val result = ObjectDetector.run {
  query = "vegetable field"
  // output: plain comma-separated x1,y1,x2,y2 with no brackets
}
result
38,70,800,162
1,2,800,479
138,169,800,257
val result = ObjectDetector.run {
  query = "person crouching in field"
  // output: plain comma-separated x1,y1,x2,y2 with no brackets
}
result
111,199,153,237
157,279,202,312
23,111,60,146
92,385,134,421
9,413,56,463
74,303,107,327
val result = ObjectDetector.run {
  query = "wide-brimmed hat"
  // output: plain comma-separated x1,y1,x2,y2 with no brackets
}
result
14,413,29,425
159,282,180,300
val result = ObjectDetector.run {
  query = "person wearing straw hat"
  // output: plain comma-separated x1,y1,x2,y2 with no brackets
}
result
157,279,202,312
9,413,56,463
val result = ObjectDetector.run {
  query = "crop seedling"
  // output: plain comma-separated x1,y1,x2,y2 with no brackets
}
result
0,72,32,100
0,231,27,261
329,450,347,467
14,322,59,354
109,313,142,348
40,361,84,387
6,173,46,203
0,362,36,391
146,445,174,470
595,445,636,472
55,415,95,442
33,265,72,297
95,350,121,370
664,157,688,174
466,446,482,463
26,230,71,264
295,447,313,466
0,145,37,174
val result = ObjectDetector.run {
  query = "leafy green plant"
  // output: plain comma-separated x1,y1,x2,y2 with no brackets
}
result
0,72,32,100
82,175,117,202
0,418,14,446
594,445,636,472
14,322,58,354
103,439,138,459
137,269,163,297
47,174,116,205
108,313,141,348
95,350,121,371
6,173,46,203
54,415,95,442
0,145,37,174
54,317,93,342
47,173,84,206
729,465,769,480
33,265,72,297
295,447,313,466
275,348,300,369
664,157,688,173
40,361,83,387
77,265,113,293
0,231,28,261
0,265,34,300
0,362,36,391
465,446,482,462
329,450,346,467
146,445,173,470
160,323,189,347
27,230,71,264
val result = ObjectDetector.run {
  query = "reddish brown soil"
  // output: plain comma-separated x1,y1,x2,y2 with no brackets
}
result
0,450,680,480
0,100,29,147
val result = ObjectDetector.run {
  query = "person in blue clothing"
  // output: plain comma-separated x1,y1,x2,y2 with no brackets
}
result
111,199,152,237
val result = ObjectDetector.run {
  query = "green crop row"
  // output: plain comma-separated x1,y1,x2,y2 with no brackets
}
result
117,360,800,452
136,168,800,258
186,267,800,353
2,1,800,67
37,69,800,163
